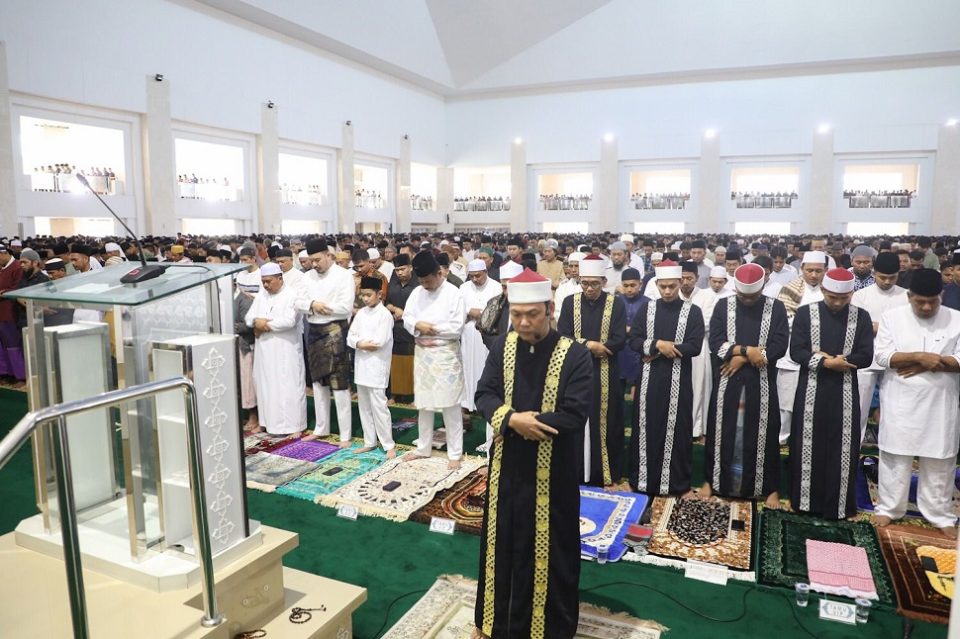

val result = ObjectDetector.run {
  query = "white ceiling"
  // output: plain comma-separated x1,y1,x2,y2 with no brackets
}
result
193,0,960,98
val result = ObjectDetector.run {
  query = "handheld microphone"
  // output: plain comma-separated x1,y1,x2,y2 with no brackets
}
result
74,173,167,283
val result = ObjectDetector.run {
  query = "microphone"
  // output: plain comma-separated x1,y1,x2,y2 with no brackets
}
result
74,173,167,283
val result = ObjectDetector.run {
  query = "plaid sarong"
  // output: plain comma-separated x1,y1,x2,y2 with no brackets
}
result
307,320,352,389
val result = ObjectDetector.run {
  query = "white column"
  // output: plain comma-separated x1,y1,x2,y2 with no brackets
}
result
930,123,960,234
143,74,177,235
697,133,721,232
257,103,280,234
396,135,411,233
338,122,355,233
437,167,454,233
808,129,835,233
510,140,527,233
0,42,17,237
597,136,618,233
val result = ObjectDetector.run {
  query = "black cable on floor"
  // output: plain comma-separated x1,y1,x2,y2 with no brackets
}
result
370,589,428,639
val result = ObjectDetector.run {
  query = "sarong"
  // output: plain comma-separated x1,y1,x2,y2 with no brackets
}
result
306,320,351,390
0,321,25,380
413,339,464,410
391,354,414,396
239,349,257,409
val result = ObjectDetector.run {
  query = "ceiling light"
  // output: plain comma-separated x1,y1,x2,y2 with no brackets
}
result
603,133,615,142
704,129,717,139
513,137,523,145
817,123,831,134
947,118,959,127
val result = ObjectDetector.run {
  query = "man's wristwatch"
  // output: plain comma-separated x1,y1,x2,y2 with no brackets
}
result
739,345,748,357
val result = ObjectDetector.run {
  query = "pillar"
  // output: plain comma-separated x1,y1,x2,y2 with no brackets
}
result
510,140,528,233
257,103,280,234
697,133,721,232
437,167,454,233
808,129,835,233
338,122,355,233
0,43,16,237
143,74,177,236
597,136,618,232
396,135,411,233
930,123,960,234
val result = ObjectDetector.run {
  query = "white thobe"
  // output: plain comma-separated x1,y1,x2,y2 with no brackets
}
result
776,283,823,443
769,265,799,287
604,265,628,293
851,283,909,440
403,281,466,460
245,284,306,435
683,286,718,437
378,261,395,282
458,278,501,411
873,305,960,527
554,278,580,321
347,303,395,450
629,253,645,271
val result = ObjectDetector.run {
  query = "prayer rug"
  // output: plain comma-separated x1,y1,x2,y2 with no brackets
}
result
382,574,666,639
270,438,340,463
856,455,960,519
757,509,895,605
634,496,754,577
806,539,879,600
877,524,955,624
274,444,388,501
320,455,484,521
409,470,487,535
579,487,648,562
244,452,318,493
243,432,298,456
392,417,417,433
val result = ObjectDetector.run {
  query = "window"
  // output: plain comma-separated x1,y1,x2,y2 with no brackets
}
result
729,167,800,209
410,163,437,211
846,222,909,236
454,166,511,211
537,172,593,210
279,153,328,206
735,221,791,235
20,116,126,195
354,164,389,209
175,139,245,202
628,168,691,210
842,164,918,209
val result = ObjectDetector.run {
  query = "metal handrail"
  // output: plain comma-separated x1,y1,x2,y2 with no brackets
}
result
0,376,225,638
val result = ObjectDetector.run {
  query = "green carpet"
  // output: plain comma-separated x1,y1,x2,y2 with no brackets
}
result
0,389,947,638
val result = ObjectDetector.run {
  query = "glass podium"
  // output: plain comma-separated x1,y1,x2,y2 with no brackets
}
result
6,262,259,584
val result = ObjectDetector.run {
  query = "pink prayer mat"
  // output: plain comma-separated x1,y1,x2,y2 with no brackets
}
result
806,539,879,600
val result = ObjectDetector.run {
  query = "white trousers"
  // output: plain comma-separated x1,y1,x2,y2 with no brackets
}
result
417,406,464,460
777,369,799,445
875,451,957,528
356,385,395,450
857,370,879,445
312,383,352,442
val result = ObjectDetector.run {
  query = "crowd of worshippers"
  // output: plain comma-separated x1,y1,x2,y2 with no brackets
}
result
2,231,960,537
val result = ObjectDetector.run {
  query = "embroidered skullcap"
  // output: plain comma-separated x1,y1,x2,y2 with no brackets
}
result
171,245,184,254
467,259,486,272
305,238,328,254
734,263,765,294
620,234,635,243
360,276,382,291
579,254,607,277
260,262,282,277
909,268,943,296
545,239,559,249
20,249,41,262
104,242,121,252
801,250,827,265
875,252,900,274
851,245,876,259
498,261,523,281
10,240,22,248
655,260,682,280
710,266,728,279
822,268,855,294
609,241,627,251
393,253,411,267
412,251,440,277
367,248,381,260
567,252,586,263
507,268,552,304
621,268,641,281
297,250,308,258
680,261,699,274
478,247,495,257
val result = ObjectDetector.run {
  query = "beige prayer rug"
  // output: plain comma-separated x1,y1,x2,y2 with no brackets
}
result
624,496,755,580
320,455,484,521
382,574,665,639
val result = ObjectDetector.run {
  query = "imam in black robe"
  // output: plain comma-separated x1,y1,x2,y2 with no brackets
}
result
474,329,592,639
557,291,627,486
789,301,873,520
705,296,789,498
628,297,704,495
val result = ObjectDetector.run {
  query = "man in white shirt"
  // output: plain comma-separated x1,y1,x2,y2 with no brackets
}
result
768,246,799,287
553,252,584,322
403,251,467,469
370,248,394,282
850,252,908,443
873,269,960,536
679,261,717,437
298,238,356,446
459,259,501,417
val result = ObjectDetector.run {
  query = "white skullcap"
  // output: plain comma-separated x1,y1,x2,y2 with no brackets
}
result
568,252,586,263
270,241,282,248
297,250,308,258
218,244,231,252
499,261,523,280
439,240,449,247
651,252,664,261
367,248,381,259
467,259,486,272
801,250,827,265
260,262,282,277
620,234,635,243
579,256,607,277
710,266,728,279
11,239,22,247
104,242,121,252
671,241,682,250
655,261,682,280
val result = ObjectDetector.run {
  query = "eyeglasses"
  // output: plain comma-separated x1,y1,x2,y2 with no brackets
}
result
581,280,603,289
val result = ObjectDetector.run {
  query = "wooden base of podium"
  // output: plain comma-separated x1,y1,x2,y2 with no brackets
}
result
0,525,366,638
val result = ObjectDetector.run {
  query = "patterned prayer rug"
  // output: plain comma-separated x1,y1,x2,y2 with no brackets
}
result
270,438,340,462
320,455,484,521
877,524,955,624
579,487,648,562
244,452,318,493
243,432,298,456
382,574,666,639
633,496,754,577
274,444,389,501
758,509,895,605
409,470,487,535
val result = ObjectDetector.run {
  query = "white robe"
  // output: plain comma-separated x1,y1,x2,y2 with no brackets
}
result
245,284,306,434
874,305,960,459
554,278,580,321
403,281,466,409
458,278,502,411
683,286,718,437
346,303,394,389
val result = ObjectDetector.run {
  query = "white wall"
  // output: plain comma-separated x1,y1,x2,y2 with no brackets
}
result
446,67,960,166
0,0,446,164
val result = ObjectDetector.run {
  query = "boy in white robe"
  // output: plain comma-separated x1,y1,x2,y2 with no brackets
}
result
347,276,396,457
245,263,307,435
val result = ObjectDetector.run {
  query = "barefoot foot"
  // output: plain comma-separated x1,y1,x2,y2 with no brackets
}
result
871,514,892,527
302,433,321,441
337,440,352,449
385,448,397,459
448,459,463,470
764,492,780,510
939,525,957,539
680,489,697,500
700,482,713,498
353,446,375,454
402,453,431,463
